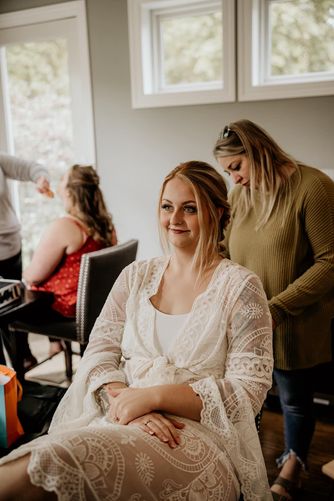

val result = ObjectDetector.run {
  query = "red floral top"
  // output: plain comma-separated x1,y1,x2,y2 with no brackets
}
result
32,220,105,317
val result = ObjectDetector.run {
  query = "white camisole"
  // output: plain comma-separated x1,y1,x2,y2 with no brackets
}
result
154,308,189,354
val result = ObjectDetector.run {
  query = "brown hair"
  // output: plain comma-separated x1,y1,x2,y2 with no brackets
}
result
66,164,115,246
159,160,230,275
213,119,301,229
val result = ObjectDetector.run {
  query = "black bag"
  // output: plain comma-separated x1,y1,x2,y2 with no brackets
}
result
18,381,66,434
0,381,66,457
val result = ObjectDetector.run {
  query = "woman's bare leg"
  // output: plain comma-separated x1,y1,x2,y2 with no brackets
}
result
0,454,57,501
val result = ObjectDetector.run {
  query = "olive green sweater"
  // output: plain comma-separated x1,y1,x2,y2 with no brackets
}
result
225,165,334,370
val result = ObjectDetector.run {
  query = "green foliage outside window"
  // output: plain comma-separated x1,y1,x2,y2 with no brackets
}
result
6,39,74,267
270,0,334,76
161,11,223,86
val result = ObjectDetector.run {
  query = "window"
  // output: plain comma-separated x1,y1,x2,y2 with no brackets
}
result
238,0,334,101
129,0,334,107
127,0,236,107
0,1,95,264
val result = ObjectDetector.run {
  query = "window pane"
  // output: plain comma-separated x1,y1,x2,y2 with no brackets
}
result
269,0,334,77
161,10,222,86
5,39,75,266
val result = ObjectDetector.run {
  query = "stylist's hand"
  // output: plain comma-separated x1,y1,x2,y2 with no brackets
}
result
36,175,54,198
129,412,185,449
108,386,158,425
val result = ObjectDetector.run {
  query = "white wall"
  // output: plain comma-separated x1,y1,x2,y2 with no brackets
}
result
2,0,334,259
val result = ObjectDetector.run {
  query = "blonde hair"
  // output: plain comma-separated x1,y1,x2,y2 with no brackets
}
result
158,161,230,277
213,119,302,229
66,164,115,246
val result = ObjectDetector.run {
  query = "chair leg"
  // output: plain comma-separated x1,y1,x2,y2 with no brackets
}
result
63,341,73,380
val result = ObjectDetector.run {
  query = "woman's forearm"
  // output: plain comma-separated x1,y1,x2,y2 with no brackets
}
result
153,384,203,421
105,384,202,424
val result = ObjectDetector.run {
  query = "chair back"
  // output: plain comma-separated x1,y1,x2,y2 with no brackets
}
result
76,239,138,343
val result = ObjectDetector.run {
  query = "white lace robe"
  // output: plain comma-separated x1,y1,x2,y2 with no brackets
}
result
1,257,274,500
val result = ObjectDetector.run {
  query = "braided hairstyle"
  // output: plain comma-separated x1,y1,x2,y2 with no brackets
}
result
66,164,115,246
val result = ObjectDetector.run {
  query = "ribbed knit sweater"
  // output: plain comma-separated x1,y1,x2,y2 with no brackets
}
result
225,165,334,370
0,152,49,260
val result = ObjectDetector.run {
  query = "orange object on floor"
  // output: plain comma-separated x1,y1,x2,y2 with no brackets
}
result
0,365,24,448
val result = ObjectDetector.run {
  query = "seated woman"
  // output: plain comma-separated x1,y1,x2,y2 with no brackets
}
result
0,161,273,500
20,164,117,357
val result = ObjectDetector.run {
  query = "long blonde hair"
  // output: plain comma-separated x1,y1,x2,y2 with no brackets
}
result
158,161,230,277
66,164,115,246
213,119,302,229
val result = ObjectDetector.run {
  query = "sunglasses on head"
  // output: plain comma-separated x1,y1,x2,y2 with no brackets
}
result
218,125,231,141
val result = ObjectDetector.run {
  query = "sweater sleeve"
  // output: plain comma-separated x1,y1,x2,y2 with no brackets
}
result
269,172,334,325
0,152,49,183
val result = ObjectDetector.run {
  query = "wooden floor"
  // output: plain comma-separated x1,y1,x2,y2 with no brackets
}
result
260,405,334,500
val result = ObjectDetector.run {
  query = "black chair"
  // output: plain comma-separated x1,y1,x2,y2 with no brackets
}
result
9,239,138,380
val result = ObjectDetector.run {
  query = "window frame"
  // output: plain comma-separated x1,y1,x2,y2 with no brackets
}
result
127,0,236,108
0,0,95,163
237,0,334,102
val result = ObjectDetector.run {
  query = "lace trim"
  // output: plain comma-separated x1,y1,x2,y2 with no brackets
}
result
191,377,273,500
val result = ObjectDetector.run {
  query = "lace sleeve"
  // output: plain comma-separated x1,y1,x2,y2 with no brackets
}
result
83,267,130,391
222,274,273,416
50,264,133,430
191,273,272,421
190,273,273,500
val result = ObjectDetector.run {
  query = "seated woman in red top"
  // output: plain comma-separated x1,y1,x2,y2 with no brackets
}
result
23,164,117,357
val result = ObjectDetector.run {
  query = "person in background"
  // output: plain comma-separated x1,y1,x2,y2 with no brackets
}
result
214,119,334,501
0,160,273,500
0,152,52,370
22,164,117,355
